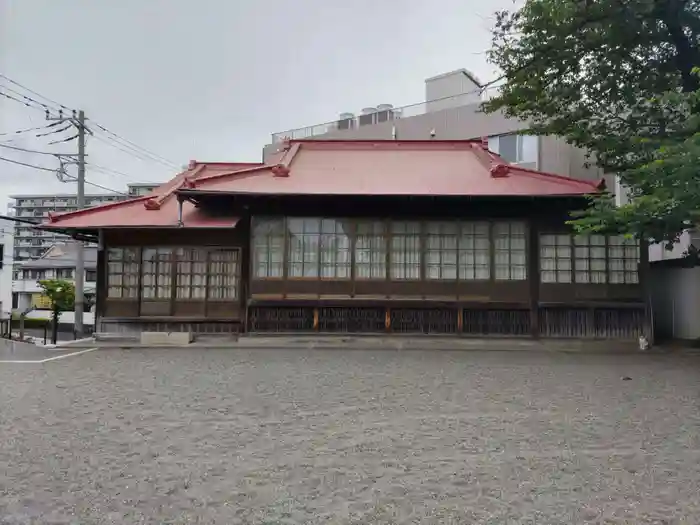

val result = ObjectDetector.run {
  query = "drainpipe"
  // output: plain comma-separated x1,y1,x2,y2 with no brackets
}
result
177,197,184,227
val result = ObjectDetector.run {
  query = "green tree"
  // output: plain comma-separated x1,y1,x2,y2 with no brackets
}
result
484,0,700,245
38,279,75,344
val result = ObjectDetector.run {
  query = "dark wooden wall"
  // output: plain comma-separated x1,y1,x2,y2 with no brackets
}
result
94,194,647,338
99,227,249,322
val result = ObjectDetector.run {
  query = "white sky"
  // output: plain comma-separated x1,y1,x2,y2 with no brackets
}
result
0,0,517,210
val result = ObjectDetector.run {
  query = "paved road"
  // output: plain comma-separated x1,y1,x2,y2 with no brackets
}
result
1,349,699,524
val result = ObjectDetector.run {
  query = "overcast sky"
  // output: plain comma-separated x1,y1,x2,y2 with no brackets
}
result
0,0,516,210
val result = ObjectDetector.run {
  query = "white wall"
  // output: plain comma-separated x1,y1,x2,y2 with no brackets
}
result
0,218,14,317
650,266,700,340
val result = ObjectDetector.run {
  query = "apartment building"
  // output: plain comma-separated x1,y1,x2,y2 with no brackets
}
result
263,68,605,185
8,193,121,262
127,182,160,197
12,242,97,325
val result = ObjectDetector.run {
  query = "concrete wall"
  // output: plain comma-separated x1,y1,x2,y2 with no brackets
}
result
425,69,482,112
650,265,700,340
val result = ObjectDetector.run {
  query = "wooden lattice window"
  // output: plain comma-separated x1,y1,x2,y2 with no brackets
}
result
142,248,173,299
354,220,386,279
175,248,207,299
287,218,321,278
207,250,240,300
425,221,458,280
494,221,527,280
390,221,421,280
459,222,491,280
540,234,572,283
320,219,351,279
106,247,140,298
608,236,639,284
252,218,284,278
574,235,607,283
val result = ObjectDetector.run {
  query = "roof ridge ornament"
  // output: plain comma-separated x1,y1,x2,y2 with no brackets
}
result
144,197,162,210
490,161,510,178
271,164,290,177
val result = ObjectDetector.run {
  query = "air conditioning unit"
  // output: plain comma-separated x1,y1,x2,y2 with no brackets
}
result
359,107,377,126
336,112,355,131
375,103,394,123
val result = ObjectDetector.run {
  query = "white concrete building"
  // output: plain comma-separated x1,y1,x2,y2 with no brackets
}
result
127,182,160,197
12,242,96,325
0,217,14,317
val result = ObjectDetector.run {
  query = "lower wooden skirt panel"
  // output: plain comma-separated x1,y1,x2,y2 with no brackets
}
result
247,304,645,339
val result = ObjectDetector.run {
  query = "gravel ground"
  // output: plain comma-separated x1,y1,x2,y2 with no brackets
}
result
1,349,699,524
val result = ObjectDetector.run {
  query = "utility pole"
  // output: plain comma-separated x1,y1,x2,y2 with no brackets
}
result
46,109,86,338
74,110,86,338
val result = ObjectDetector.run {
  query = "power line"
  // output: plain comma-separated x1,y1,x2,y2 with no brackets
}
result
90,133,177,169
0,83,53,112
61,173,128,196
0,155,56,172
87,162,136,181
0,89,47,113
0,143,75,157
0,122,60,137
0,154,126,195
1,74,177,172
0,73,72,112
90,123,178,168
36,123,73,137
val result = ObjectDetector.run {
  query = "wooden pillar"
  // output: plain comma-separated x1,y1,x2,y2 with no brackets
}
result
528,221,540,338
241,214,252,334
95,229,107,332
639,237,652,343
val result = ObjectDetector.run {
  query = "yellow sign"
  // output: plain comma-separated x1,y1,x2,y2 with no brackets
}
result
30,293,52,310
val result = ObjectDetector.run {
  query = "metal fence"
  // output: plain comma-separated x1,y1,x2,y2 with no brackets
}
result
270,86,501,144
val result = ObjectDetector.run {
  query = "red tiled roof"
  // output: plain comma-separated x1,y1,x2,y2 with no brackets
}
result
42,140,602,230
42,161,259,230
189,140,603,197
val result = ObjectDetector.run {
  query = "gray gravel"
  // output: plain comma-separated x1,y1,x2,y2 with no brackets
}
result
1,349,699,524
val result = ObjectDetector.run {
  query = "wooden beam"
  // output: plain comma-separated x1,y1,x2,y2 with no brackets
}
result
528,220,540,338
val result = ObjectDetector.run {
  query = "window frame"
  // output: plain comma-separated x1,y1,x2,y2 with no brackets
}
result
106,247,141,299
487,133,539,168
250,217,534,284
105,246,242,306
493,221,528,281
252,217,285,279
538,232,641,285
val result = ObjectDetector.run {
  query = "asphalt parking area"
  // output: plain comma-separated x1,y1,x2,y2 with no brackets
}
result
0,344,96,363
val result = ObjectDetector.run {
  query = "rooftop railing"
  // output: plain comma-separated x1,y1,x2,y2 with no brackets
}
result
271,87,499,144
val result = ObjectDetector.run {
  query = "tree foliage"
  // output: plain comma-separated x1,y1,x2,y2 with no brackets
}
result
484,0,700,244
38,279,75,318
38,279,76,344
